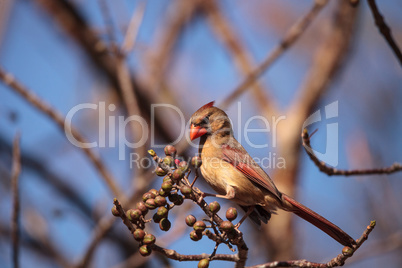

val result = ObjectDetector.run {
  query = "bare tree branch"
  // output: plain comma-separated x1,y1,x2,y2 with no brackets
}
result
201,0,278,117
11,133,21,268
219,0,329,110
367,0,402,66
248,221,375,268
0,67,122,198
121,0,147,55
302,129,402,176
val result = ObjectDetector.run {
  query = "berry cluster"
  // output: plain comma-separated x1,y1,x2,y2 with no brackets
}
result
112,145,245,267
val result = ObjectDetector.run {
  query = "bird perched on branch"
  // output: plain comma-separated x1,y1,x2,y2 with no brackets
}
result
189,101,356,247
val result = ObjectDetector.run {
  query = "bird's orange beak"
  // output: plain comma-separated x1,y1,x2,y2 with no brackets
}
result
190,124,207,140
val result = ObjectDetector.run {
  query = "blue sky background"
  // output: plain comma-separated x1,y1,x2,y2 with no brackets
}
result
1,1,402,267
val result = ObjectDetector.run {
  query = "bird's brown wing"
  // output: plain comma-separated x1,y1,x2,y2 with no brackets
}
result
221,143,281,200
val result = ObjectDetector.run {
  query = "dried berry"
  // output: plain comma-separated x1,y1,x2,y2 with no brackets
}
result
163,177,173,184
198,258,210,268
111,205,119,217
149,189,159,196
159,218,171,231
174,195,184,206
136,202,148,216
168,193,180,203
178,161,189,171
226,207,238,221
145,199,157,210
191,156,202,168
127,209,142,222
172,169,184,181
164,145,177,156
143,233,156,245
133,229,145,241
163,156,174,167
208,201,221,214
180,185,192,197
158,188,169,197
342,246,354,257
220,221,235,233
193,221,206,233
156,206,168,218
153,213,162,223
161,181,173,192
190,230,202,241
155,196,167,207
139,245,152,257
185,215,197,227
155,166,167,176
142,192,155,202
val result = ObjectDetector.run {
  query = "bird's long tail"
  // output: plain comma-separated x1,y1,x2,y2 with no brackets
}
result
282,194,356,247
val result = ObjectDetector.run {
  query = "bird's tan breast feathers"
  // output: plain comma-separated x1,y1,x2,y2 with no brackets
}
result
199,141,267,206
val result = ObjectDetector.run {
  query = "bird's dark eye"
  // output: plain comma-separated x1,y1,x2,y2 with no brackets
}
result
200,117,209,126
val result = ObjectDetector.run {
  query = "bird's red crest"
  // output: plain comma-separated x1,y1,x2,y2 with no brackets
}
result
197,101,215,112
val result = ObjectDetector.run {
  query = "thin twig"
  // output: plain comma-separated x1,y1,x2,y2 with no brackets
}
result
11,133,21,268
98,0,118,52
367,0,402,66
0,67,122,198
219,0,329,110
202,0,278,117
121,0,147,55
247,221,376,268
302,129,402,176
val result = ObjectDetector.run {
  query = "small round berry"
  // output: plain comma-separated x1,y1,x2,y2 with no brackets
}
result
198,258,210,268
226,207,238,221
208,201,221,214
145,199,157,210
149,189,159,196
126,209,142,222
190,230,203,241
193,221,206,233
168,193,179,203
143,233,156,245
133,229,145,241
191,156,202,168
163,177,173,184
164,145,177,156
180,185,192,197
155,196,167,207
111,205,119,217
155,167,167,176
172,169,185,181
179,161,189,171
156,206,168,218
136,202,148,215
342,246,353,257
163,156,174,167
220,221,235,233
161,181,173,192
142,192,155,202
185,215,197,227
153,213,162,223
174,195,184,205
159,218,171,231
158,188,169,197
139,245,152,257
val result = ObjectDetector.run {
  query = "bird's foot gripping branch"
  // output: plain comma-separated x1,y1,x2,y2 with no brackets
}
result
112,145,375,268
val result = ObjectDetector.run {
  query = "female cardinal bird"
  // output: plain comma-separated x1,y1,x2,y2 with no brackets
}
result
189,101,355,247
